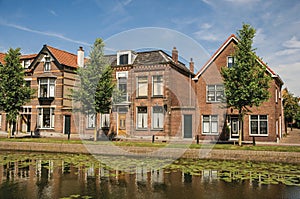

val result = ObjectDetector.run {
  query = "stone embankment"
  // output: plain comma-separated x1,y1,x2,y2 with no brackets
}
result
0,141,299,164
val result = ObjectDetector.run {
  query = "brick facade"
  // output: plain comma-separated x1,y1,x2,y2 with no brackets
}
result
0,35,284,142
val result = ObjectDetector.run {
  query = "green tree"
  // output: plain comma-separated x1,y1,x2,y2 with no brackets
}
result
0,48,34,138
282,88,299,131
72,38,115,141
221,24,271,146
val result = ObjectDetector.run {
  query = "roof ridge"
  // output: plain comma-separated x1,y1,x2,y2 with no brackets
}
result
46,45,77,57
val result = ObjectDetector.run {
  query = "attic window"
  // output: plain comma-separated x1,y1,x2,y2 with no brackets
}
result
119,54,128,65
23,60,31,69
227,56,234,68
44,56,51,71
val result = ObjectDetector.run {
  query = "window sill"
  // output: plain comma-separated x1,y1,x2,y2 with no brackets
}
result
202,133,219,136
136,128,148,131
206,101,223,104
152,95,163,98
151,129,164,131
38,127,54,130
136,96,148,99
249,134,268,137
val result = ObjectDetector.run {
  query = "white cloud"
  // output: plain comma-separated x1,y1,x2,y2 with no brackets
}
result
283,36,300,49
275,48,300,56
276,62,300,96
0,19,91,46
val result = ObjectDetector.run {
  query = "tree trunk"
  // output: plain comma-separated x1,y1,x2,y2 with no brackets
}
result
94,112,98,141
238,109,243,146
7,122,11,138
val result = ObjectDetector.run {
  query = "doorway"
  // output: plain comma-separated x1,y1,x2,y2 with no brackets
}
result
183,115,192,138
229,115,239,140
64,115,71,135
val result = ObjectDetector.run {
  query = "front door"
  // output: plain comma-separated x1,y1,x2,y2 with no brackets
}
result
229,116,239,140
64,115,71,135
118,113,126,136
21,114,31,133
183,115,192,138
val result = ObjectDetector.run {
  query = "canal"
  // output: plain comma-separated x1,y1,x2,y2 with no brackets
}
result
0,151,299,199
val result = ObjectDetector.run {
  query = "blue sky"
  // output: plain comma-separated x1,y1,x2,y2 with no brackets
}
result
0,0,300,96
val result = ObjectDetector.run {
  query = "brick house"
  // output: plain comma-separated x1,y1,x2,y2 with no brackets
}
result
0,45,85,136
193,34,284,142
108,48,197,138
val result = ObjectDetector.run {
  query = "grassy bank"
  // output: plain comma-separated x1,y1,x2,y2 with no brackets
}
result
0,137,299,153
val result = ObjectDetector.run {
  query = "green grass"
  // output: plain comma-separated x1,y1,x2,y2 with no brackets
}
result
0,137,299,152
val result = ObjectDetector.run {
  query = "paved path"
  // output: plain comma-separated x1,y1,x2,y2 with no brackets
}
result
280,128,300,145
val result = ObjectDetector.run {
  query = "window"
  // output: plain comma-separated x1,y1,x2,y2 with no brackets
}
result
137,107,147,129
152,75,163,97
87,113,95,129
207,85,224,102
152,106,164,129
39,78,55,98
137,76,148,97
0,114,2,129
101,113,110,128
227,56,234,68
44,56,51,71
275,89,278,103
118,77,127,101
250,115,268,136
23,60,31,69
119,54,128,65
38,108,55,129
202,115,218,134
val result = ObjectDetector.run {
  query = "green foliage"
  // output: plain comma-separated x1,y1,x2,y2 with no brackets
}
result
221,24,271,112
221,24,271,145
95,65,114,114
72,38,115,115
282,88,299,124
0,48,33,129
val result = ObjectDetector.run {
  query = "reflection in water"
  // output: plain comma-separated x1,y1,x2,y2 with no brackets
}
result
0,152,299,199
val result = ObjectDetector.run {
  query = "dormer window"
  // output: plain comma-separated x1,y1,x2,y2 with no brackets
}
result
227,56,234,68
44,56,51,71
119,54,128,65
117,50,136,65
23,60,31,69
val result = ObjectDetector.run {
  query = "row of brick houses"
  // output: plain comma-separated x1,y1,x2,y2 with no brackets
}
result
0,34,284,142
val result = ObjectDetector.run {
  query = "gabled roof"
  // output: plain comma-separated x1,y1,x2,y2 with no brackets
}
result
20,54,37,60
193,34,283,85
46,45,78,68
110,50,193,75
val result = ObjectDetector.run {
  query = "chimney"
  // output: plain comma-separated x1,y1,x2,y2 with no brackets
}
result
189,58,194,73
172,47,178,64
77,46,84,67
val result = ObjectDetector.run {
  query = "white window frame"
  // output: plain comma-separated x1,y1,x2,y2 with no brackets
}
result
227,56,234,68
100,113,110,128
137,76,148,97
37,107,55,129
206,85,224,102
152,106,164,130
152,75,163,97
202,115,218,135
87,113,96,129
117,72,128,102
249,115,268,136
137,107,148,129
44,56,51,71
275,88,278,103
38,78,55,98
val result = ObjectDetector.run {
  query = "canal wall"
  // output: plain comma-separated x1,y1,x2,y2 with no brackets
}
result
0,141,299,164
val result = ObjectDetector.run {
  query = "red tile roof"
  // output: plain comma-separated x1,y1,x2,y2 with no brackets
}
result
20,54,37,60
46,45,78,68
0,52,6,64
